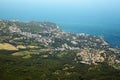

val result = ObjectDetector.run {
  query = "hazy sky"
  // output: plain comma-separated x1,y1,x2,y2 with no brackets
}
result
0,0,120,24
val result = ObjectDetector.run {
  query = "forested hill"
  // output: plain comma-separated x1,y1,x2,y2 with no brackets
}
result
0,20,120,80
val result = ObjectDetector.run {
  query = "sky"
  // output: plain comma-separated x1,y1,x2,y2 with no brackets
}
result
0,0,120,25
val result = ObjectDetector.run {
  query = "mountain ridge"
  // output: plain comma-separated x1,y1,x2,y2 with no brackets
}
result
0,20,120,68
0,20,120,80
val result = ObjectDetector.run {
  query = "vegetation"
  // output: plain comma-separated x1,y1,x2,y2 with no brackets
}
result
0,20,120,80
0,50,120,80
0,43,18,50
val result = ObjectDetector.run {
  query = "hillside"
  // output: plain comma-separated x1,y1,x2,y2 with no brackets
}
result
0,20,120,80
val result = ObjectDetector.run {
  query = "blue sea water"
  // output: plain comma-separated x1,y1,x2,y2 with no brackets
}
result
0,0,120,48
57,22,120,48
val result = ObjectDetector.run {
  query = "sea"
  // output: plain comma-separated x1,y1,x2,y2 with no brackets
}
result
57,22,120,48
0,0,120,48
